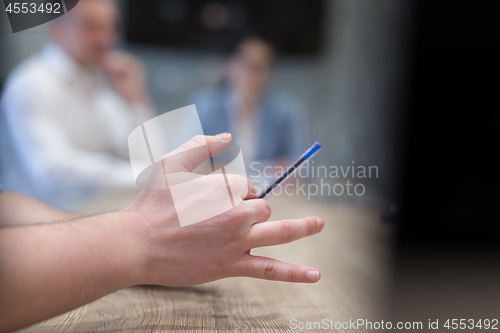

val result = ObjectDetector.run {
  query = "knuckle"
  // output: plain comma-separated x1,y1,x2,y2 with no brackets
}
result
306,217,317,235
236,202,253,220
287,267,296,281
191,135,207,147
247,180,256,194
263,263,276,280
253,199,270,217
280,220,293,240
263,201,271,219
262,200,271,213
227,176,240,190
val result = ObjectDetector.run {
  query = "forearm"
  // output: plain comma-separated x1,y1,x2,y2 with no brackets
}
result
0,211,142,333
0,191,77,227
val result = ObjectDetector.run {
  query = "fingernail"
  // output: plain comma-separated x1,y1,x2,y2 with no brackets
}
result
306,270,320,282
216,133,232,142
316,217,325,231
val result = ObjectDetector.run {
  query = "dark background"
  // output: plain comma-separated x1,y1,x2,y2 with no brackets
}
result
125,0,325,56
392,0,500,325
399,0,499,250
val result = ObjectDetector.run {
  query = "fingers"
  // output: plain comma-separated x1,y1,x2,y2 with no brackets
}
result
244,178,257,199
182,133,232,158
235,255,321,283
237,199,271,224
246,216,324,248
226,174,257,200
161,134,232,173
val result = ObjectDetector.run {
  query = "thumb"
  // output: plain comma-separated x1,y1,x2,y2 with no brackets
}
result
161,133,232,173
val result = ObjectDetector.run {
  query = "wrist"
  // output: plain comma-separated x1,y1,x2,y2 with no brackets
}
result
92,211,147,288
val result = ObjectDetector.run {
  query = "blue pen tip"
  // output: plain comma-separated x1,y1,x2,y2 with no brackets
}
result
303,142,322,159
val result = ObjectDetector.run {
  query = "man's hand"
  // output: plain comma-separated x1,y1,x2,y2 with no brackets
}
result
123,134,324,286
0,134,324,332
100,51,150,107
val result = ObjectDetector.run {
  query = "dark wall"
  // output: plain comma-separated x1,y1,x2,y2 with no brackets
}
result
124,0,325,56
399,0,499,249
391,0,500,324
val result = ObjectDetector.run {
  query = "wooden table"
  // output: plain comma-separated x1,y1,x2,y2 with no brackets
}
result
18,192,392,332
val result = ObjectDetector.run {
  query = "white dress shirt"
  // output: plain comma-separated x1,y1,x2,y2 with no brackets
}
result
0,43,152,209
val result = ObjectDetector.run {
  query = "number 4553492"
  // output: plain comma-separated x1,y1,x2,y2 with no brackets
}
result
5,2,61,14
444,319,498,330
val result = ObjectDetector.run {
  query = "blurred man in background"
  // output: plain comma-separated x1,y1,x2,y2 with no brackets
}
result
0,0,152,209
189,37,307,174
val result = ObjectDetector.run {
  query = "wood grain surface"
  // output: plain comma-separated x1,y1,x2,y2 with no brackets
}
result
17,193,392,333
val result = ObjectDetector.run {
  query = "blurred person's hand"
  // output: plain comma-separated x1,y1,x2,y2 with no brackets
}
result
123,133,324,286
100,51,150,107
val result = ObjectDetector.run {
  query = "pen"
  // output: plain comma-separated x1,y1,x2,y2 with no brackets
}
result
255,142,322,199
